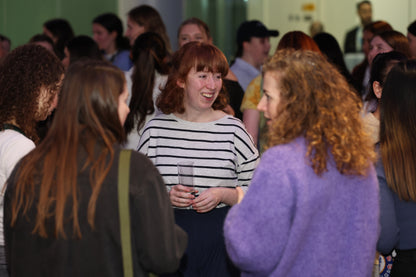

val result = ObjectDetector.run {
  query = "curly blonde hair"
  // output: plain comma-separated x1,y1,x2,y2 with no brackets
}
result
264,49,375,176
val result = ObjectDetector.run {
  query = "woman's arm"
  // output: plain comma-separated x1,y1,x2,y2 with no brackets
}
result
131,153,188,274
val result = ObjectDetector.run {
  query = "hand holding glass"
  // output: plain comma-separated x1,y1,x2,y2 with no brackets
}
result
177,161,198,196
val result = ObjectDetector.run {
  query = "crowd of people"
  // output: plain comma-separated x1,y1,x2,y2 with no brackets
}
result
1,1,416,276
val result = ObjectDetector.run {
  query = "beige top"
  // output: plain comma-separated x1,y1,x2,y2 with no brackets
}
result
362,112,380,145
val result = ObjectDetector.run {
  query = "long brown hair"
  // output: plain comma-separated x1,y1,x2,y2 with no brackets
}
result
380,60,416,201
264,50,375,176
10,60,126,238
128,5,172,53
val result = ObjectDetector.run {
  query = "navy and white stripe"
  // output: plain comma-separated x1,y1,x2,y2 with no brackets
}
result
138,113,259,208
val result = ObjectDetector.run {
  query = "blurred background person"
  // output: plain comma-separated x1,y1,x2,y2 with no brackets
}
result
351,20,393,98
29,34,55,53
43,18,74,60
362,51,407,145
124,32,169,150
0,35,11,62
241,31,321,151
61,35,103,70
4,60,187,276
231,20,279,91
376,60,416,276
225,49,378,277
125,5,172,54
138,42,258,277
344,0,373,53
367,30,411,66
92,13,132,71
309,20,324,38
313,32,357,90
0,44,64,275
406,20,416,58
177,17,244,119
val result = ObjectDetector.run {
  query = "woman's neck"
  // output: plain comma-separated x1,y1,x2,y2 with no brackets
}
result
372,106,380,121
105,43,117,56
174,108,225,123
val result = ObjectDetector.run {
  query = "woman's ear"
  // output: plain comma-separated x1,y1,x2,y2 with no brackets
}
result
373,81,382,99
177,79,185,89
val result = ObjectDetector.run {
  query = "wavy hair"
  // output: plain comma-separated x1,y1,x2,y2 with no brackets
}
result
125,32,169,134
264,50,375,176
157,42,228,114
380,60,416,201
10,60,126,238
128,5,172,53
0,44,64,144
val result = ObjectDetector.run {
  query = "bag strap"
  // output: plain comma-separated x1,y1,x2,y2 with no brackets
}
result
118,150,133,277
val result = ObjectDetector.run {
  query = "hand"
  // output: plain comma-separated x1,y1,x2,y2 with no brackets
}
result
169,184,196,208
236,186,244,204
191,187,222,213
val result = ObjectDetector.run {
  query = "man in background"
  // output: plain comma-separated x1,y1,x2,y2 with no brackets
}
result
344,1,372,53
231,20,279,91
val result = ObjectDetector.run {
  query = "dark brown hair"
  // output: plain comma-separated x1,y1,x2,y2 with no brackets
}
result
380,60,416,201
0,44,64,144
128,5,171,53
10,60,126,238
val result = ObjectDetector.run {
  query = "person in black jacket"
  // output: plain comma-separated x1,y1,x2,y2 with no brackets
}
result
4,60,187,277
344,1,372,53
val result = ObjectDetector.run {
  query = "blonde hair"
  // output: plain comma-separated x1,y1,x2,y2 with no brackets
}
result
264,49,375,175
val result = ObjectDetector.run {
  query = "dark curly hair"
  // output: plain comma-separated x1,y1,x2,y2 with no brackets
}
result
0,44,64,144
157,42,228,114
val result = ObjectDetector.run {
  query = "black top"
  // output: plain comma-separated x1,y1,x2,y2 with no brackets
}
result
4,146,187,277
224,79,244,120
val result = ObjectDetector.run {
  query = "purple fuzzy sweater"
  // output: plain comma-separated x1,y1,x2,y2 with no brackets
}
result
224,137,379,277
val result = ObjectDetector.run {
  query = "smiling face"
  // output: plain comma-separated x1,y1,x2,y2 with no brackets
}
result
257,71,282,125
178,67,222,116
125,16,146,46
92,23,116,53
178,24,211,47
368,36,394,64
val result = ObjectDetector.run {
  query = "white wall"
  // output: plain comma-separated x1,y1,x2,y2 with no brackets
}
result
248,0,414,54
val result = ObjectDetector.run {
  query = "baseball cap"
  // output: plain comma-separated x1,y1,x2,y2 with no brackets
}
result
236,20,279,45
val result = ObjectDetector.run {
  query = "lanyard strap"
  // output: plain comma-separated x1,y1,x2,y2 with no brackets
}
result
118,149,133,277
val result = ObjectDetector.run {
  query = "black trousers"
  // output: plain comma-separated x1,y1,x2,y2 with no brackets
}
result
162,207,239,277
391,249,416,277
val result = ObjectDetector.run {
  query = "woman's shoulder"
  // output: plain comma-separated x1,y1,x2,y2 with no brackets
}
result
261,137,307,163
0,130,35,158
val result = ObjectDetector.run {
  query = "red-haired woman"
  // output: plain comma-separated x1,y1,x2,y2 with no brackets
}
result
138,42,258,276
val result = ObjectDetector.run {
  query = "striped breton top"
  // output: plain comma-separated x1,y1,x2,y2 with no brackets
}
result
138,113,259,209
